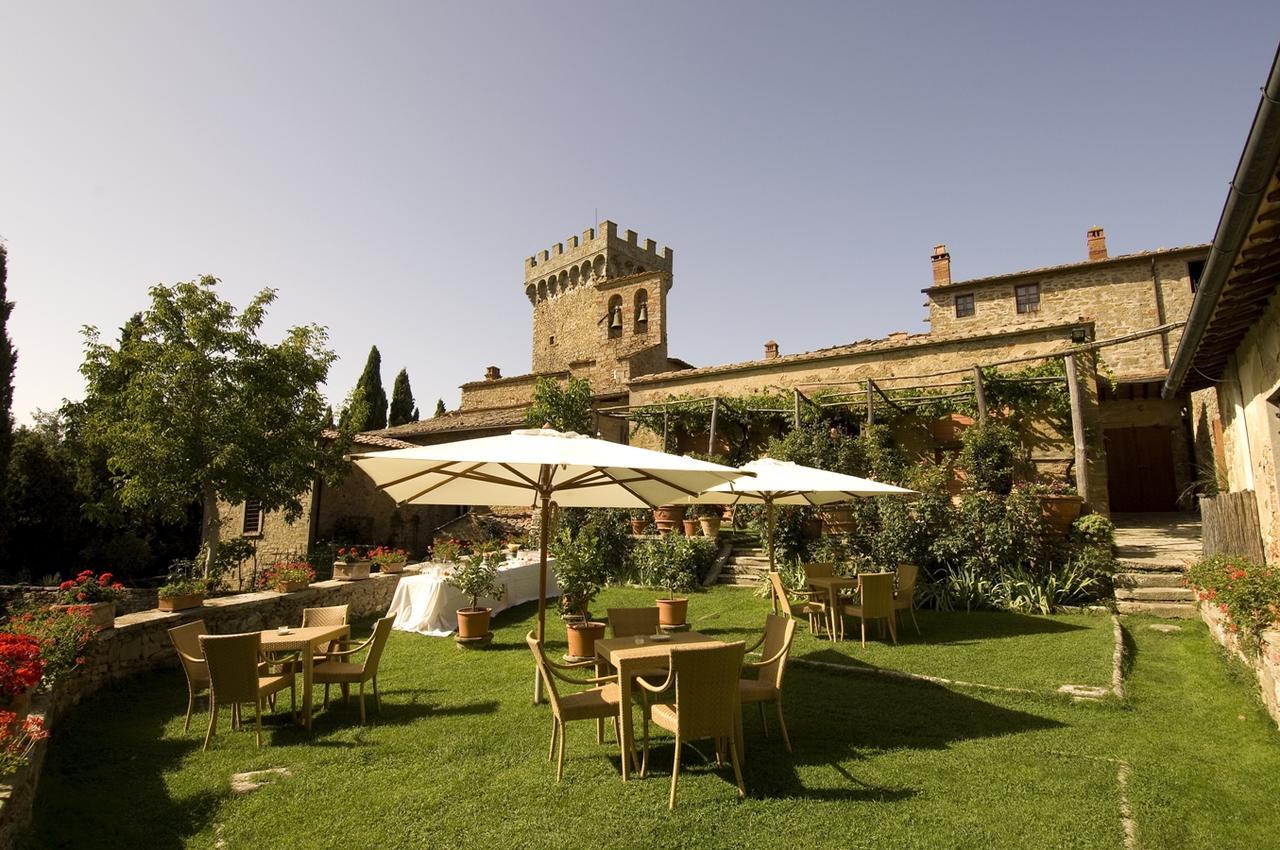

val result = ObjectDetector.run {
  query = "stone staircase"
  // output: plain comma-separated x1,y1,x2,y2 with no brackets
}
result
717,541,771,587
1111,513,1202,618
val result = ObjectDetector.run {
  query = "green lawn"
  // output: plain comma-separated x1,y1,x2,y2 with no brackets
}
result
20,586,1280,849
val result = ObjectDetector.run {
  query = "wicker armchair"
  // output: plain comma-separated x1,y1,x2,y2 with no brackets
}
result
894,564,922,636
767,572,827,635
168,620,210,733
740,613,797,752
313,616,394,725
525,631,626,781
302,604,350,663
838,572,897,645
639,641,747,809
198,632,297,750
606,607,660,638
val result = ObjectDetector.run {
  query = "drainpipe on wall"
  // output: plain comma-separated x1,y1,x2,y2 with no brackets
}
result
1151,257,1170,369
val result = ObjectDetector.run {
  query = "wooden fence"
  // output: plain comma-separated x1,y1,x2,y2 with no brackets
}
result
1200,490,1268,564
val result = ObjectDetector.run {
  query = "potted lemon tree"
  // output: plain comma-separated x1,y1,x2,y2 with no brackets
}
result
447,551,506,647
552,524,609,659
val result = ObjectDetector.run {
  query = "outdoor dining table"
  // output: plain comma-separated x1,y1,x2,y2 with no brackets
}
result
258,624,350,731
806,575,857,639
594,631,744,782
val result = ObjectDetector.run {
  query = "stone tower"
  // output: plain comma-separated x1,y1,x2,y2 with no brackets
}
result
524,221,674,388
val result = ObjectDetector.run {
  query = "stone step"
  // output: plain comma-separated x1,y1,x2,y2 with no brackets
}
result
717,574,763,586
1114,587,1195,602
720,567,768,578
1114,572,1187,589
727,558,771,567
1116,600,1198,618
1117,559,1190,573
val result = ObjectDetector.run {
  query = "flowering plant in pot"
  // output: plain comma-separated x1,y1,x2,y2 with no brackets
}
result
0,606,96,689
157,558,208,612
55,571,126,629
369,546,409,574
0,711,48,777
446,551,506,645
0,634,43,718
333,546,372,581
431,537,467,564
256,562,315,593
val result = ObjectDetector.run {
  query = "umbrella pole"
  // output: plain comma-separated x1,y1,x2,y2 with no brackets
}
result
534,494,551,705
767,499,776,573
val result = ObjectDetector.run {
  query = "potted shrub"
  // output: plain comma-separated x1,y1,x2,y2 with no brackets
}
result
1015,480,1084,535
629,508,652,536
257,562,315,593
681,515,699,537
652,504,686,534
333,546,372,581
693,503,722,539
55,571,126,629
551,525,609,658
157,578,207,612
0,634,43,720
369,546,409,574
446,551,506,646
637,534,700,627
431,537,465,564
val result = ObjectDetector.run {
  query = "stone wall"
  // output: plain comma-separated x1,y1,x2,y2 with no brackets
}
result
1217,288,1280,564
926,248,1206,380
0,572,408,845
1199,601,1280,729
0,586,158,617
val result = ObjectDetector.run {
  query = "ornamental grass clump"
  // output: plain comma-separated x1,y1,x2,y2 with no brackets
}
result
1,607,97,687
55,571,126,606
1186,554,1280,654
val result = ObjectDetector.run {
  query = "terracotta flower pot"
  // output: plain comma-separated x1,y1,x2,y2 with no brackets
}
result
456,607,492,640
333,560,372,581
62,601,115,630
377,560,407,575
653,505,687,533
630,518,651,535
566,621,606,658
1038,495,1084,535
821,506,856,535
276,580,309,593
699,517,721,539
681,518,699,537
656,598,688,627
157,593,204,612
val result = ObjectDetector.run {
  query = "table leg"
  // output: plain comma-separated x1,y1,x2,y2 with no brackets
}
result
618,660,634,782
303,642,314,730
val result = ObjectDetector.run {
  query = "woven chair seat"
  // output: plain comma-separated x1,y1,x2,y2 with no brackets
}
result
257,673,294,697
313,661,365,682
557,683,622,722
737,679,780,704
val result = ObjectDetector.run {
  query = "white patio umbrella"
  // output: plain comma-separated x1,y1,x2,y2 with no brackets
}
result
690,458,915,571
349,428,749,643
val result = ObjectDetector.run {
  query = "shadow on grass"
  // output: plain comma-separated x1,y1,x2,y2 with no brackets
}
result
20,671,225,850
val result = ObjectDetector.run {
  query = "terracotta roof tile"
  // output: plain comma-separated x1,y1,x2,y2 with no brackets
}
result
365,406,527,439
922,243,1210,294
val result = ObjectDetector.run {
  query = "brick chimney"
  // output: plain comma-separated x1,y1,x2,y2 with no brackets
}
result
931,244,951,286
764,340,779,360
1087,227,1107,261
484,365,501,381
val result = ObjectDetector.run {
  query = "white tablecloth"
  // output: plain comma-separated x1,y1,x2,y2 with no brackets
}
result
386,555,560,636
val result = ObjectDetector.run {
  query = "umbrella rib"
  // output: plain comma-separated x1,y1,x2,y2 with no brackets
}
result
372,460,461,492
498,463,540,489
607,475,661,509
399,462,486,503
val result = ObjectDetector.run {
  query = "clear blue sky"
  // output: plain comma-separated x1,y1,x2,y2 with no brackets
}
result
2,2,1277,423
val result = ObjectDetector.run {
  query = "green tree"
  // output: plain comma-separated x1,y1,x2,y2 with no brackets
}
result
388,368,416,426
1,426,82,580
411,406,419,421
342,346,387,431
433,399,446,417
78,276,358,576
526,376,593,433
0,244,15,477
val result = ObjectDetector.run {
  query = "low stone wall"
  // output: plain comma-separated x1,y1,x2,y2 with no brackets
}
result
0,571,410,846
1199,602,1280,728
0,585,159,617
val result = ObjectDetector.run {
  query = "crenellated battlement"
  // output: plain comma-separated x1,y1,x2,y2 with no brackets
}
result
523,220,673,295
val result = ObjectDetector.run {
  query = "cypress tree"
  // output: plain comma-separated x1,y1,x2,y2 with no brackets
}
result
0,245,15,476
346,346,387,431
388,368,415,427
433,398,446,417
410,406,419,422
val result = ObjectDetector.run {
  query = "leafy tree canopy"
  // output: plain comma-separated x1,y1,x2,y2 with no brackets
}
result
78,276,358,573
526,376,593,433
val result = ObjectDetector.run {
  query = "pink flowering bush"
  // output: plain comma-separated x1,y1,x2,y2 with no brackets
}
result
1185,554,1280,654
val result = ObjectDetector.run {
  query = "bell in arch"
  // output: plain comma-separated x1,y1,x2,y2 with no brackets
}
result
636,301,648,323
609,306,623,330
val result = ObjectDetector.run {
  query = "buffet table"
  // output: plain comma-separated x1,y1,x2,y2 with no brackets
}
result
386,554,559,636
